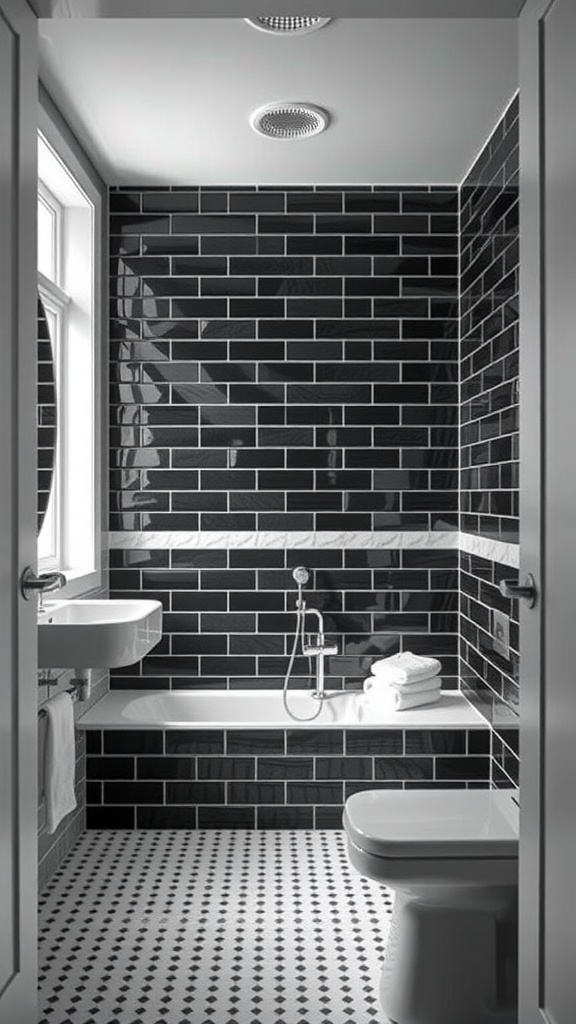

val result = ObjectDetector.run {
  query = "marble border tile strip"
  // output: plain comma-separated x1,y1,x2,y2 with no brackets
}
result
108,530,461,551
458,532,519,569
108,529,519,566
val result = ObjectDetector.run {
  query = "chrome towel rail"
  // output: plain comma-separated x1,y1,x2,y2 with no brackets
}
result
38,684,80,719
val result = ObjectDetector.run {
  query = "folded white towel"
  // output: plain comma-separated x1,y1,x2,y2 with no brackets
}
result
370,651,441,685
363,686,442,712
43,692,77,835
363,674,442,696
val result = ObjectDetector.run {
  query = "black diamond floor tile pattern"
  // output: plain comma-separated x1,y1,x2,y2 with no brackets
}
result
38,830,393,1024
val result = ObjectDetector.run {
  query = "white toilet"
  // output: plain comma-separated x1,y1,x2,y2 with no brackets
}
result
343,789,519,1024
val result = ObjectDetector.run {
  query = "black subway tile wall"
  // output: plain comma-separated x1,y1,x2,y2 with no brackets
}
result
109,548,459,691
86,725,490,829
110,185,459,535
459,96,520,787
104,144,521,823
460,97,519,545
109,186,461,694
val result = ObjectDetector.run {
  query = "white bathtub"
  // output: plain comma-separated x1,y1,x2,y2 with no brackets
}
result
77,689,487,731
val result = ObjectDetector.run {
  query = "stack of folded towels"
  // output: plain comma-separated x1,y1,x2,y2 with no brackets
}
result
362,651,442,711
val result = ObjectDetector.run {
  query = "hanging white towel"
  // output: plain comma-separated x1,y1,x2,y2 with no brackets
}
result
370,651,442,685
43,692,77,835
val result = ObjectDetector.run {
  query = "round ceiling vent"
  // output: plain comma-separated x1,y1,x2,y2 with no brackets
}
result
250,102,330,140
244,17,332,34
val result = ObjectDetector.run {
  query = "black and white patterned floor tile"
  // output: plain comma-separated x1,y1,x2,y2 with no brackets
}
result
38,830,393,1024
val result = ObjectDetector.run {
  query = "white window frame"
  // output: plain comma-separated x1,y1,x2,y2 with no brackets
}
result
37,107,103,599
37,182,63,285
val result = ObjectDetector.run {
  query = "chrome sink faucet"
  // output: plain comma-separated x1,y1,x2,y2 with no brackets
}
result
301,605,338,700
21,567,67,611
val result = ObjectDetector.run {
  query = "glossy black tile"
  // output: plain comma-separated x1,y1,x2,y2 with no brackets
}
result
257,757,314,780
230,256,313,276
166,781,225,803
287,193,342,212
403,190,458,213
173,214,255,234
141,191,199,213
287,731,343,755
137,757,196,780
110,214,170,235
85,732,102,755
197,806,255,828
345,193,400,213
287,782,343,805
315,757,372,780
137,806,197,828
286,298,343,318
110,191,141,213
230,192,285,212
313,807,345,828
227,731,285,755
87,757,135,780
405,730,466,755
375,757,433,781
104,781,164,804
287,236,343,255
315,256,371,276
228,782,285,804
436,757,491,780
317,319,400,339
199,193,228,212
258,320,313,339
468,730,492,754
257,806,314,828
197,757,256,780
316,215,371,234
259,215,313,234
86,781,102,804
345,237,400,256
87,806,135,829
103,731,163,755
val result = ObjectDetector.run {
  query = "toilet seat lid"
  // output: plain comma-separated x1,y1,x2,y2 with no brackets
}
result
343,789,519,858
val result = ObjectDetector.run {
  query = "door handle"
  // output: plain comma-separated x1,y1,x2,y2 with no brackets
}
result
20,566,67,600
499,573,537,608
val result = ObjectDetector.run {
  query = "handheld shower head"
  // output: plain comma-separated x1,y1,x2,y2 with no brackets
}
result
292,566,310,587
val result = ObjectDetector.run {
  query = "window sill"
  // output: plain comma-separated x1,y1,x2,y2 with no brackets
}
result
56,568,102,600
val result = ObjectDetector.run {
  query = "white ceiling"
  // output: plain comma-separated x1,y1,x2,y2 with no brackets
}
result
39,18,518,185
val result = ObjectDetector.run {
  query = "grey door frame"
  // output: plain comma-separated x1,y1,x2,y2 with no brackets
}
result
0,0,39,1022
518,1,544,1019
519,0,576,1021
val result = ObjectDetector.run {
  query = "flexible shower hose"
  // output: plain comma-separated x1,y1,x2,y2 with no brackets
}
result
282,598,324,723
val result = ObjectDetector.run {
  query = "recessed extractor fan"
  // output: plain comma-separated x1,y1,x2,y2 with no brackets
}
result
244,16,332,34
250,102,330,140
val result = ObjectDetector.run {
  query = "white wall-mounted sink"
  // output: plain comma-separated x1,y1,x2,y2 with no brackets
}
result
38,599,163,668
